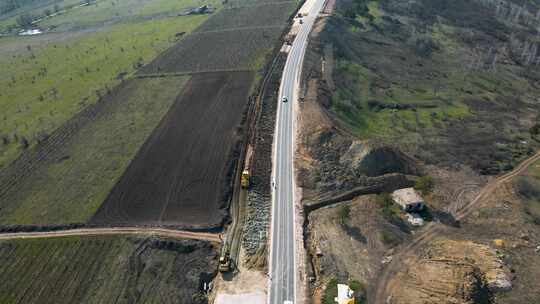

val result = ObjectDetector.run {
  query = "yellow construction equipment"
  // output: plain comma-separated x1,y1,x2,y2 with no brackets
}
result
241,170,250,188
493,239,505,248
241,145,253,189
219,244,231,273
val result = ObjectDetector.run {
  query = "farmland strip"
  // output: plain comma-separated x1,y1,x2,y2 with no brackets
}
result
91,72,254,228
193,24,284,35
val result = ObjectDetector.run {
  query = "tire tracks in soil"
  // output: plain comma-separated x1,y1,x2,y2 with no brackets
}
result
371,151,540,304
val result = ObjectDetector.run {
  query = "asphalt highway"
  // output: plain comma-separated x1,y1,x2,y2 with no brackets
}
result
268,0,326,303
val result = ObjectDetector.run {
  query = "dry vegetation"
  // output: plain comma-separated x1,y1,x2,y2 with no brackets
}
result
321,0,540,174
300,0,540,303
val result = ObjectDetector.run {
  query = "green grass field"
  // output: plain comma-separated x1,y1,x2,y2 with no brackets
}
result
331,59,471,139
0,3,211,170
0,235,217,304
0,77,188,225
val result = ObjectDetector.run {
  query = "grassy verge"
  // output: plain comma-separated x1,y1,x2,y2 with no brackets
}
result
0,77,188,225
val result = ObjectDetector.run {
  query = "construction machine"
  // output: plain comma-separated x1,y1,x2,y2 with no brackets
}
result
241,145,253,188
219,244,231,272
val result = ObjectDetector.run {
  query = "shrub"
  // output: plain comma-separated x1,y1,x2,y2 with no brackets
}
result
376,193,400,221
348,279,366,303
322,278,338,304
515,176,540,200
338,204,351,225
413,37,439,58
414,175,434,194
16,14,34,28
379,230,400,246
323,278,366,304
19,137,29,149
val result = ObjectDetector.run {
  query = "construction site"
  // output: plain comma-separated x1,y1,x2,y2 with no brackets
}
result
0,0,540,303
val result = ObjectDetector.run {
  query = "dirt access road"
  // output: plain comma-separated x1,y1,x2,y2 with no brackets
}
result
0,227,222,243
372,151,540,304
91,71,254,229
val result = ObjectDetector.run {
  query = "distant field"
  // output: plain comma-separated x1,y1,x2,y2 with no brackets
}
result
139,28,283,74
194,2,296,32
0,236,217,304
0,0,80,32
139,0,297,74
0,7,210,170
0,0,297,228
0,0,219,32
0,77,188,225
38,0,222,32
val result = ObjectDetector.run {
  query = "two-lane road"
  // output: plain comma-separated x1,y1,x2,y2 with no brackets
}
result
268,0,326,303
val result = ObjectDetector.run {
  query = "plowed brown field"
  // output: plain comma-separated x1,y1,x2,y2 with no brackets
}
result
137,28,282,74
91,71,254,228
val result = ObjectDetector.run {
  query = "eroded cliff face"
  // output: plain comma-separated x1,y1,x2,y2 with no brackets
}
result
387,239,511,304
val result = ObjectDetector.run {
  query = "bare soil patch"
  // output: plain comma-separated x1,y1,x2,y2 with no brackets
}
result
91,71,254,229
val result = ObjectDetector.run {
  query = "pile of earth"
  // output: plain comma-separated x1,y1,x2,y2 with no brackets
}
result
340,141,418,177
304,129,418,195
387,239,512,304
307,195,409,284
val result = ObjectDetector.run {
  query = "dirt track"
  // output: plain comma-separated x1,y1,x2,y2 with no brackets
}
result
0,227,222,242
91,72,254,228
372,150,540,304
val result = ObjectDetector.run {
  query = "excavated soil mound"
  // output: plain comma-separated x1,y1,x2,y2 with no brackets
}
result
387,239,512,304
340,142,418,177
388,258,489,304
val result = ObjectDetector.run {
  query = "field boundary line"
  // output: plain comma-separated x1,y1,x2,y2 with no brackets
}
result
135,69,253,78
224,0,296,9
193,25,284,35
0,227,223,243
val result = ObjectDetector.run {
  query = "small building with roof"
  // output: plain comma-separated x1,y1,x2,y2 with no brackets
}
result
391,187,425,213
